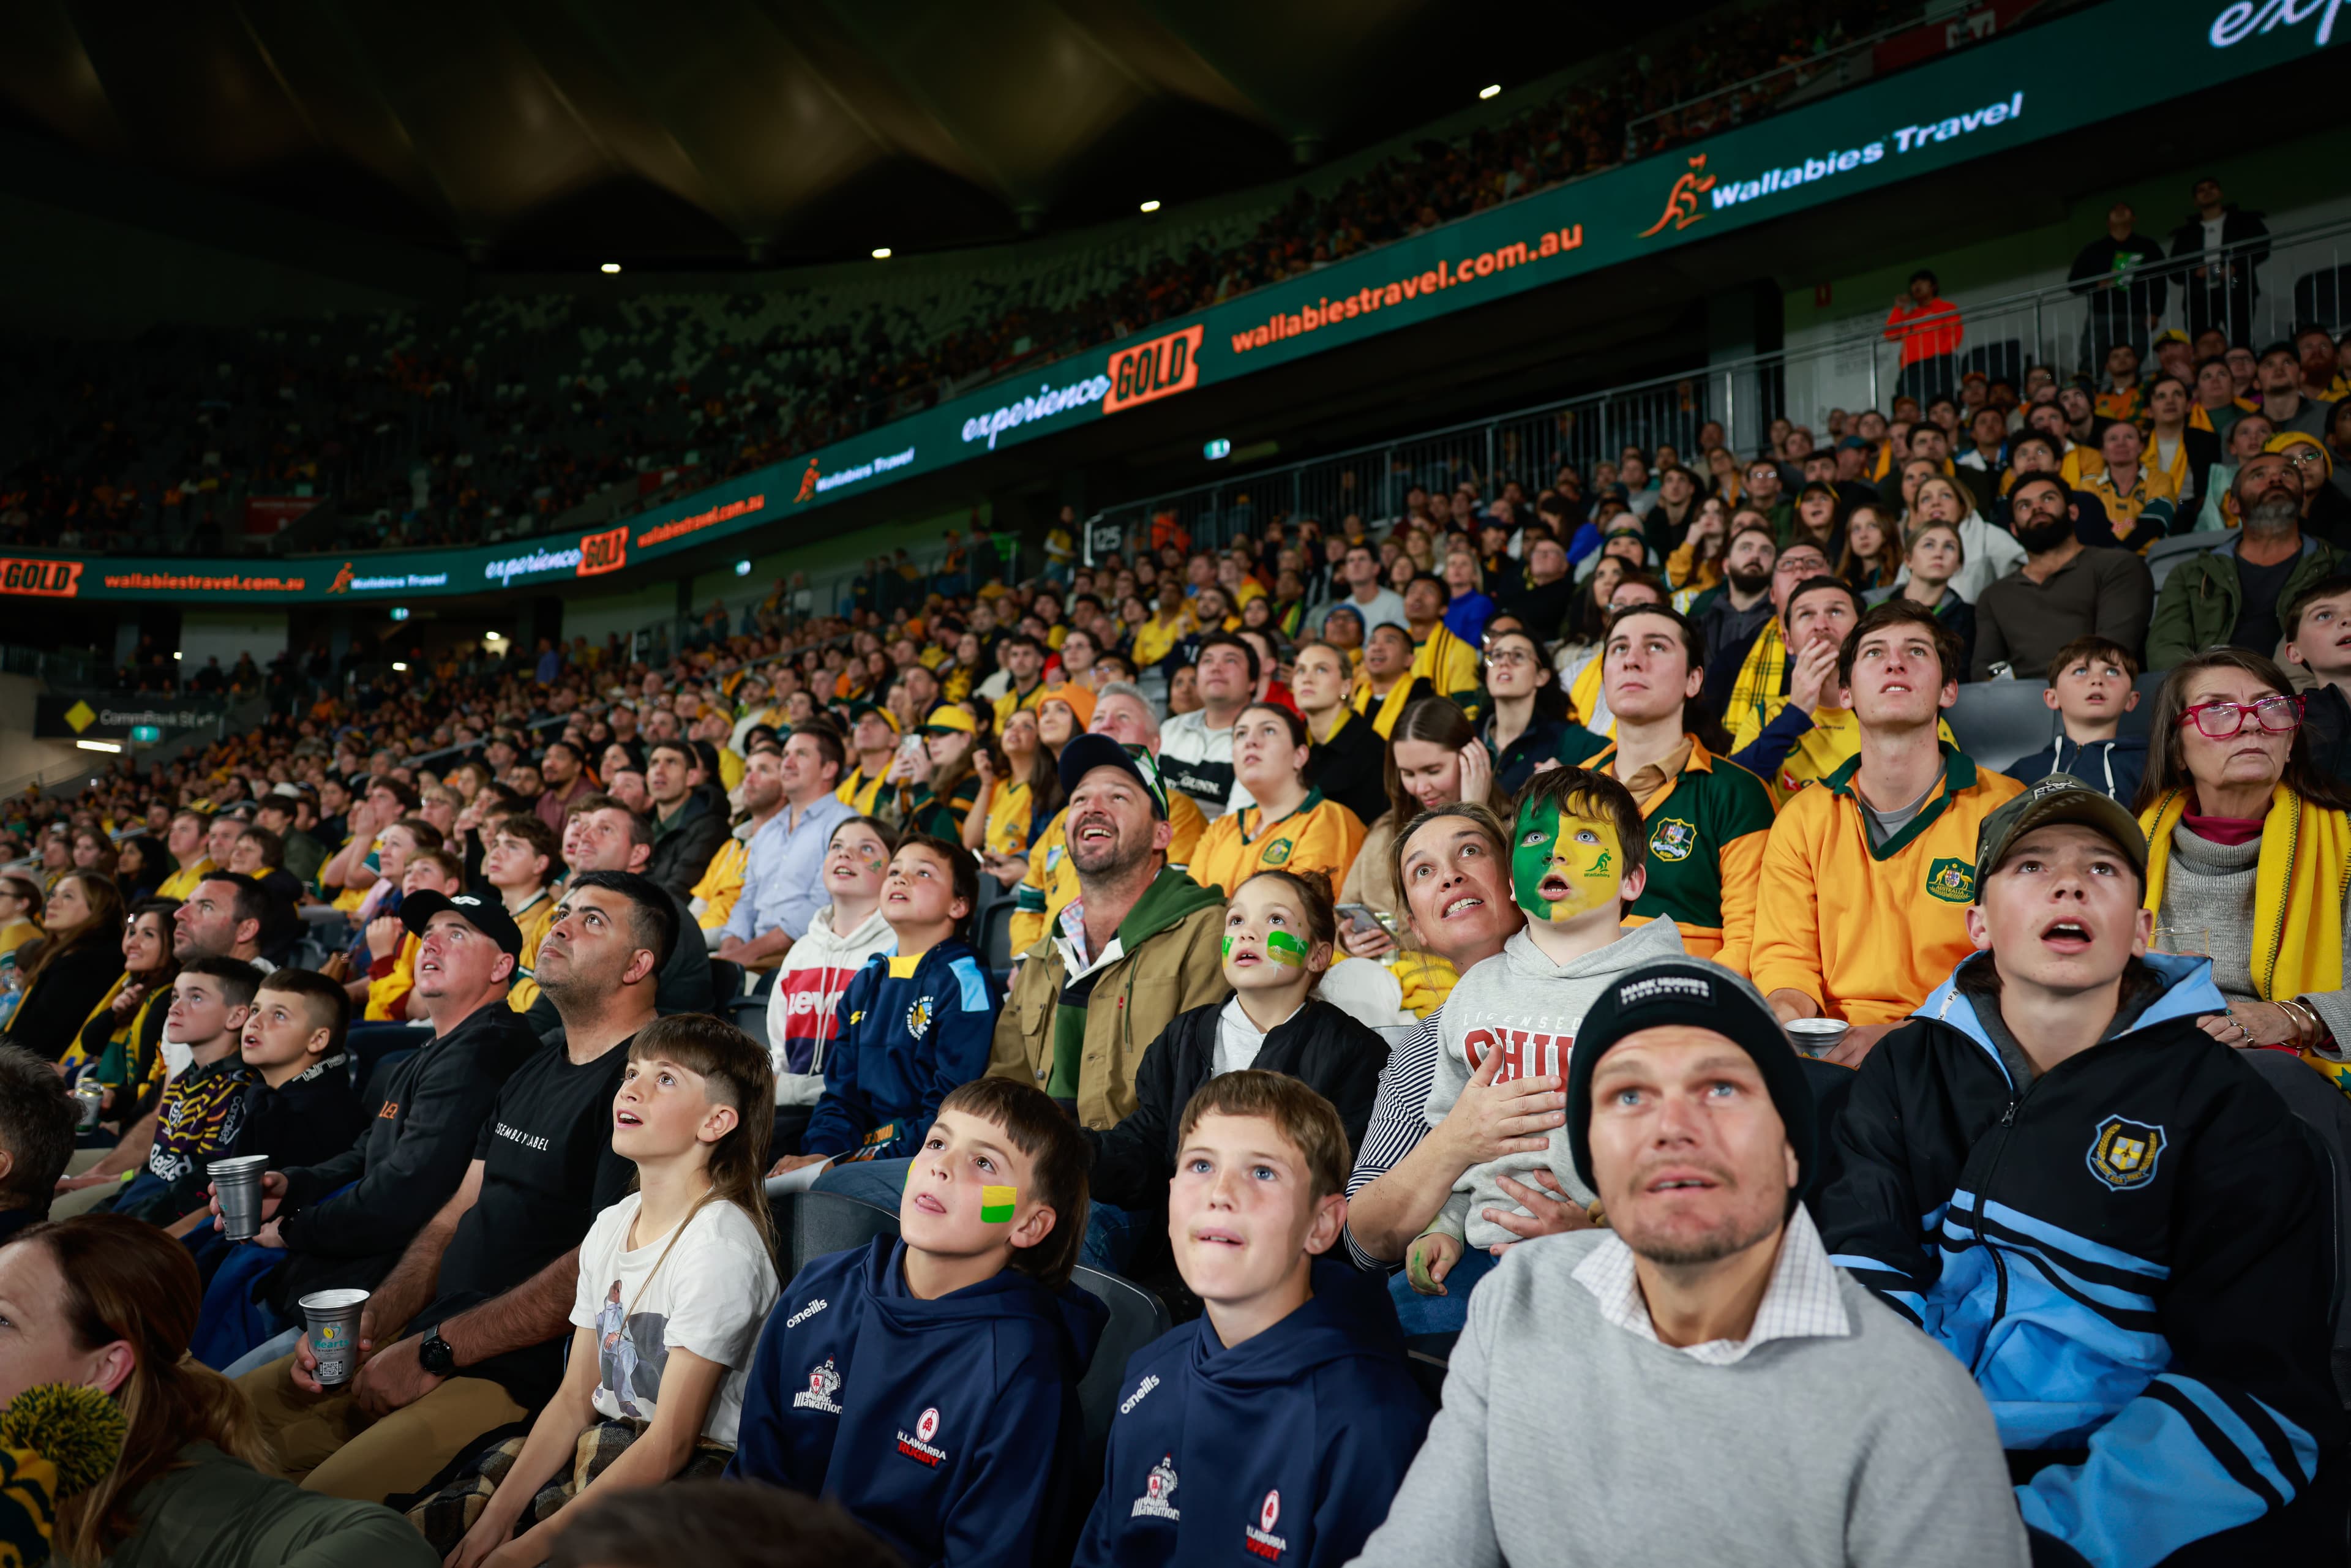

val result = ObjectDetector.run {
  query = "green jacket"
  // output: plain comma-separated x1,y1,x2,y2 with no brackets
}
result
987,866,1228,1129
2146,535,2339,670
110,1444,436,1568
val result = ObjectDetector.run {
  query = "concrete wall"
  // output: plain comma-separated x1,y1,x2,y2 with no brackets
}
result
0,674,89,793
177,611,289,682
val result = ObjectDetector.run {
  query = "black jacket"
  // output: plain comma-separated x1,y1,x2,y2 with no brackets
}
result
229,1051,366,1180
1089,997,1389,1212
645,793,728,901
263,999,541,1315
1818,954,2343,1566
7,943,126,1063
2167,206,2270,279
2066,232,2170,324
1309,710,1389,830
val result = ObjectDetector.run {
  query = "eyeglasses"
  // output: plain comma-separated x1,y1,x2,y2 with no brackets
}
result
2177,694,2303,739
1484,648,1535,670
2279,446,2326,470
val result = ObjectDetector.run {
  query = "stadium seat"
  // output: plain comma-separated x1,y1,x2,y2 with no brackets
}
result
345,1022,432,1097
1070,1264,1174,1463
2240,1050,2351,1411
2148,531,2225,590
709,956,746,1002
782,1190,901,1282
724,994,769,1039
1944,681,2063,776
979,901,1019,976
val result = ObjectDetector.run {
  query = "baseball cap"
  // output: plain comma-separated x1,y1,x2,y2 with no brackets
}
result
2153,328,2191,347
848,701,901,735
1057,733,1169,820
1565,958,1818,1199
1974,773,2148,883
400,890,525,956
919,704,979,737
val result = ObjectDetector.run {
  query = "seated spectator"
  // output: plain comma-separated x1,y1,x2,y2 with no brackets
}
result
540,797,714,1022
0,874,40,977
1876,519,1977,676
966,708,1056,880
990,737,1227,1129
1722,568,1869,798
2134,649,2351,1057
0,1041,75,1240
1187,703,1368,896
1340,698,1485,958
482,813,561,1013
1315,540,1409,637
362,847,464,1022
1293,640,1390,828
193,890,540,1376
2012,637,2147,803
1706,538,1828,724
2150,451,2341,669
767,835,993,1174
2284,575,2351,776
1821,779,2342,1562
763,815,897,1152
1907,473,2025,602
154,808,217,900
2077,419,2179,552
645,740,729,901
1971,475,2156,680
1354,960,2027,1568
1007,685,1207,953
1752,601,2025,1057
1401,767,1682,1333
418,1018,780,1564
1575,606,1777,973
1086,870,1386,1273
1159,632,1258,820
0,1215,437,1568
1691,522,1778,679
898,702,988,841
1400,572,1485,716
238,874,673,1501
1477,625,1597,792
57,898,178,1142
731,1077,1105,1568
2,871,124,1063
2193,409,2276,531
1076,1071,1428,1568
96,958,261,1226
715,729,852,972
833,704,899,819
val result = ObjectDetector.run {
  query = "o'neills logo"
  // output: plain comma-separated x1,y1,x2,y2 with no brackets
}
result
2211,0,2344,47
1103,324,1204,414
0,559,82,598
896,1406,948,1466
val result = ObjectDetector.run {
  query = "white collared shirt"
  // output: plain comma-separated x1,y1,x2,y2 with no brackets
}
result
1570,1204,1851,1366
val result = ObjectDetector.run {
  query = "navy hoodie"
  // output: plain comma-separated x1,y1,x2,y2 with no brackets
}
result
728,1239,1107,1568
2008,732,2146,806
801,942,1000,1162
1073,1258,1430,1568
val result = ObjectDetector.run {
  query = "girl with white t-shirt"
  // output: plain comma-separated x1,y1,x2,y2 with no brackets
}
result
440,1016,782,1568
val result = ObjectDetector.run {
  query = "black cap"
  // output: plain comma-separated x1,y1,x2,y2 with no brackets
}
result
1565,958,1818,1199
1057,733,1169,820
1974,774,2148,884
400,890,524,957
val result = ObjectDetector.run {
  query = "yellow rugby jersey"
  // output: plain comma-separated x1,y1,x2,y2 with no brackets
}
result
1185,789,1367,899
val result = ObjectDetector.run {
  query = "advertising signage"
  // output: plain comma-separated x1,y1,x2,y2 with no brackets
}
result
6,0,2318,604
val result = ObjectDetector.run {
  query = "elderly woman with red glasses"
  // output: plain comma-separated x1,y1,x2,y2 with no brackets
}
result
2135,648,2351,1066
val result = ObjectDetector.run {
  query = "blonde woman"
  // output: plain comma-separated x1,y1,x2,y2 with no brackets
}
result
1905,473,2023,602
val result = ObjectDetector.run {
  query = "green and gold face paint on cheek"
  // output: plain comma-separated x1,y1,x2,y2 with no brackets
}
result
981,1185,1016,1223
1512,795,1623,923
1264,929,1310,967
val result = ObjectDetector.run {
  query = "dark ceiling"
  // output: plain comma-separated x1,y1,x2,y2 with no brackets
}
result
0,0,1704,272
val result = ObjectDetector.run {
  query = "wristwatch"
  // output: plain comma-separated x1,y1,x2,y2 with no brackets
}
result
418,1329,459,1377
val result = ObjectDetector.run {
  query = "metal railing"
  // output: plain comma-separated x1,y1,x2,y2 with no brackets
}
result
1084,217,2351,558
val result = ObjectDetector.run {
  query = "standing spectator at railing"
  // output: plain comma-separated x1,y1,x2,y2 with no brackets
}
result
1883,269,1963,407
2167,177,2268,343
2069,200,2169,364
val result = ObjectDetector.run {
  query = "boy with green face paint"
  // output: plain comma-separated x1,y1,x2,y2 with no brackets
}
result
1396,768,1687,1335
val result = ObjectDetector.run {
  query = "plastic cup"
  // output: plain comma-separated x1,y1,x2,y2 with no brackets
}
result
299,1289,370,1387
211,1155,271,1242
1786,1018,1850,1058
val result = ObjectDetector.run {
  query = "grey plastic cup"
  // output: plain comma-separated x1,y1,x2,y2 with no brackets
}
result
211,1155,270,1242
299,1289,370,1386
1786,1018,1850,1058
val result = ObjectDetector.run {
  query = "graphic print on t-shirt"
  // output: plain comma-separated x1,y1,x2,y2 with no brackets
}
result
1462,1024,1572,1084
594,1278,668,1417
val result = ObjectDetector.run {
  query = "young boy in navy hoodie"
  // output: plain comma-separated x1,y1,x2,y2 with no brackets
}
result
770,834,999,1176
730,1075,1106,1567
1075,1070,1430,1568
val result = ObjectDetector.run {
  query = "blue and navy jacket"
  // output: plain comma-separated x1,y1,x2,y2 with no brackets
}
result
1819,952,2344,1567
2009,733,2148,808
801,940,999,1162
1073,1258,1430,1568
727,1239,1108,1568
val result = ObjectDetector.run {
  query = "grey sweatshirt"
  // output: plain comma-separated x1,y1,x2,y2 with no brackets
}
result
2161,822,2351,1048
1420,917,1686,1250
1348,1230,2029,1568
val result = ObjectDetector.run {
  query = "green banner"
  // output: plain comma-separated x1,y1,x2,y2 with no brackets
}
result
9,0,2323,604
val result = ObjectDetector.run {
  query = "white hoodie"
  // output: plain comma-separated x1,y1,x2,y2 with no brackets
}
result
763,903,896,1106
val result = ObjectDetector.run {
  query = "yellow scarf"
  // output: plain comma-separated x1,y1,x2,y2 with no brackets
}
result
1725,619,1789,737
1568,655,1609,740
2140,785,2349,1004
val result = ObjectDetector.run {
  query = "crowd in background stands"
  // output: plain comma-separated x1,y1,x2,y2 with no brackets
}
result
0,0,1902,559
0,264,2348,1562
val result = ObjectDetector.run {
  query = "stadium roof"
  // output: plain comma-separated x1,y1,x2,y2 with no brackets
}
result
0,0,1701,271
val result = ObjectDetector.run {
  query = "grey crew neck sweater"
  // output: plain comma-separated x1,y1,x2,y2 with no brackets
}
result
1348,1232,2028,1568
2163,822,2351,1046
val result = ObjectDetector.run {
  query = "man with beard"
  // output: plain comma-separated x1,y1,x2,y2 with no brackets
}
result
1970,476,2155,680
2150,452,2342,669
1692,523,1777,678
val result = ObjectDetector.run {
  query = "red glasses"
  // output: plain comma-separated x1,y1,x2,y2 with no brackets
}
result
2177,694,2304,740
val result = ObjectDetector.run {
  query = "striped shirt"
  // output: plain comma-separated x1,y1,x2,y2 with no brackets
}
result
1341,1007,1444,1270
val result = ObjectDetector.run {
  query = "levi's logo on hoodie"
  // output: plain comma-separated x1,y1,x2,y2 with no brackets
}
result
1463,1027,1571,1083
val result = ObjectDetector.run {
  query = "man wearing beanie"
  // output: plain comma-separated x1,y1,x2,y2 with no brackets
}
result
1818,776,2344,1566
1354,956,2025,1568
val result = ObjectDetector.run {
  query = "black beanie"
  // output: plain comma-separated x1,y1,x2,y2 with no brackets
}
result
1564,958,1818,1199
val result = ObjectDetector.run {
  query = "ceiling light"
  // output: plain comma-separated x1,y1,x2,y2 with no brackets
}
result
171,651,183,661
734,560,752,576
484,630,503,642
1139,200,1161,213
600,262,621,274
1479,83,1501,100
76,740,122,754
391,661,408,672
871,247,892,260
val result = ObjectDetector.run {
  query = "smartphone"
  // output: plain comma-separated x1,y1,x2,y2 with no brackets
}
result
1335,902,1397,938
898,735,926,758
